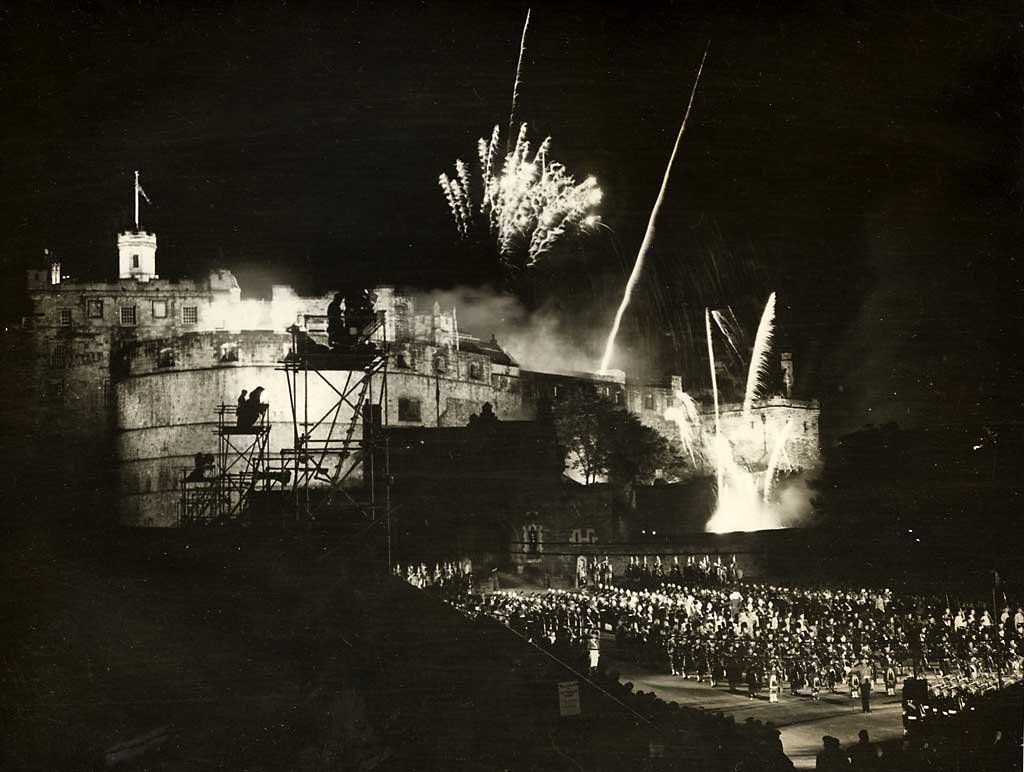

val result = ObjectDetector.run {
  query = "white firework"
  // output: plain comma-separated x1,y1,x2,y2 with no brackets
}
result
439,123,601,269
663,390,703,465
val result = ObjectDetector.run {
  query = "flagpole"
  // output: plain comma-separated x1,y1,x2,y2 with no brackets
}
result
134,170,140,230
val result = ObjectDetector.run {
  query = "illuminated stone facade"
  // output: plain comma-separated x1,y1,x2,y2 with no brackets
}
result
22,226,821,527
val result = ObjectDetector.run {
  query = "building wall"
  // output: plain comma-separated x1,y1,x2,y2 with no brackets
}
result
116,331,292,526
636,394,822,477
114,325,822,527
115,331,531,526
25,252,821,528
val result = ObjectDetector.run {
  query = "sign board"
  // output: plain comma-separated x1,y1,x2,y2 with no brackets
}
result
558,680,581,717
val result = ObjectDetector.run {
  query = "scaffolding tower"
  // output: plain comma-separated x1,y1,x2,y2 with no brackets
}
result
277,309,390,533
179,405,285,525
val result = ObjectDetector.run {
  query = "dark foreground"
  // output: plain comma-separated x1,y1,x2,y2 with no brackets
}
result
1,526,794,771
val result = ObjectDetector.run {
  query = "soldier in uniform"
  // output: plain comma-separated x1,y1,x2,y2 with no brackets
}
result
885,661,897,697
768,668,780,703
747,660,761,700
789,662,803,696
810,664,822,700
708,646,720,688
727,653,741,693
859,673,872,713
850,668,861,699
587,628,601,672
695,642,708,683
666,627,680,675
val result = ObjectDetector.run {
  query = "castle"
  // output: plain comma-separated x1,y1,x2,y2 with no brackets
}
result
22,210,820,531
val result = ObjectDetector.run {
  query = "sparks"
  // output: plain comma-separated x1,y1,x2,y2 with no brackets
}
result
742,291,777,417
439,123,601,271
763,418,793,503
663,389,702,464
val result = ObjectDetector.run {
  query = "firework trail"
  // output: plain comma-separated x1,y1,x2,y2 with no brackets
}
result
705,307,723,495
599,43,709,373
507,8,532,156
711,307,742,359
762,417,792,503
663,389,702,464
439,124,601,270
742,291,776,417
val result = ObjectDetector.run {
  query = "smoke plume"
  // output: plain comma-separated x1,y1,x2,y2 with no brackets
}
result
407,285,631,375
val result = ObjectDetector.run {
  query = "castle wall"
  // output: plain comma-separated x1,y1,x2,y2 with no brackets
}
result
27,257,822,529
116,331,293,526
114,331,533,526
632,387,821,478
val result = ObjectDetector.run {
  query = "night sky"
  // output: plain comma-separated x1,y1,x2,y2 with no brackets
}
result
1,0,1020,438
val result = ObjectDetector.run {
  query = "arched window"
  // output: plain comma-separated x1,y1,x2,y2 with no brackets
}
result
527,525,539,555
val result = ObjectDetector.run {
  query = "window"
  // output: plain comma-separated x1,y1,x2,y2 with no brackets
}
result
120,306,137,326
87,299,103,319
158,348,175,368
571,528,598,544
398,397,422,422
552,385,559,398
469,361,484,380
152,300,167,319
131,254,140,269
59,308,72,327
643,392,655,410
219,342,238,363
182,306,198,325
101,378,113,407
395,345,414,369
434,356,448,373
49,344,66,368
525,524,542,557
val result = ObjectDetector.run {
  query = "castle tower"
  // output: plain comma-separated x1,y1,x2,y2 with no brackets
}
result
118,171,158,281
118,230,158,281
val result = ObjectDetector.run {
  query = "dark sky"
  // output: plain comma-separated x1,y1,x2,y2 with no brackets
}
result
1,0,1021,438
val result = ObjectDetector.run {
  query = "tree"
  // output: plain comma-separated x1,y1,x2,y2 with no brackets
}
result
552,385,610,484
552,383,686,486
602,408,684,486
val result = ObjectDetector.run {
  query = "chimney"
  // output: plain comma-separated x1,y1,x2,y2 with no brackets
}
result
44,249,60,285
780,352,794,397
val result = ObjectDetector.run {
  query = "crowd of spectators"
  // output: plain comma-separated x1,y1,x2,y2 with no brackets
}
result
399,557,1023,769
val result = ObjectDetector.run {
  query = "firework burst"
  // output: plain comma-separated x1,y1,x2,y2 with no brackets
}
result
742,291,776,417
438,123,602,272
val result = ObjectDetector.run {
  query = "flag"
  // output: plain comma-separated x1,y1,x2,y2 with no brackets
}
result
137,181,151,205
